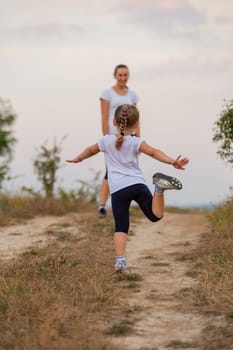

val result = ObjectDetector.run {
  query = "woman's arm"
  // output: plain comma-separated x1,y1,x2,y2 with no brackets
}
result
100,99,110,135
140,141,189,170
133,103,140,136
66,143,100,163
134,122,140,137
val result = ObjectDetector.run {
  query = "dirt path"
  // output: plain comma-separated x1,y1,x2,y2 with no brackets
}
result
0,215,80,260
112,212,210,350
0,211,211,349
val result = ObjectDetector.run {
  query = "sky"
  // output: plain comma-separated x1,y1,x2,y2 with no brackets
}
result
0,0,233,208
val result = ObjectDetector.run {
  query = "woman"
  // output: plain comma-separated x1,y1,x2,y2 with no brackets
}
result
98,64,139,218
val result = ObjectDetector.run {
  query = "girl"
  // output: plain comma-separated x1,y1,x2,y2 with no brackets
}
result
66,105,189,272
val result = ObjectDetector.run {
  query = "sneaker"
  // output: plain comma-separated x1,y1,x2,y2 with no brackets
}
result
98,206,107,218
114,261,126,273
153,172,182,190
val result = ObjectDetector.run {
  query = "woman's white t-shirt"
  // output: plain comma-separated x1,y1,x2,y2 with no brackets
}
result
100,87,139,135
97,135,146,194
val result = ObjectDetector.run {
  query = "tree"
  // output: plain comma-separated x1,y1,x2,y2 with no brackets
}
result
33,136,66,198
0,97,17,188
213,99,233,166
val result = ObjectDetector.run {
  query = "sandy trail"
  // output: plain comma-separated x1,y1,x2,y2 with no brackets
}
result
0,215,79,260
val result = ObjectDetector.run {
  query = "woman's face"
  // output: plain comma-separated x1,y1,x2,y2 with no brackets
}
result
114,67,129,87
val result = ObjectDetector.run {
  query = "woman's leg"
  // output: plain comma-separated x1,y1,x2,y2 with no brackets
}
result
99,178,109,206
98,169,109,218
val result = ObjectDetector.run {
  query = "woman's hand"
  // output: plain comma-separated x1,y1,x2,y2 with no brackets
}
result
65,157,81,163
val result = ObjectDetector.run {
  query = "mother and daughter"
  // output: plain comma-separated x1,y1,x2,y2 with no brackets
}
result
66,94,189,272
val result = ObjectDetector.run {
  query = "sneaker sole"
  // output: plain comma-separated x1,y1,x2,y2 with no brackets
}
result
98,213,106,219
114,263,126,273
98,209,107,218
152,172,182,190
115,267,126,273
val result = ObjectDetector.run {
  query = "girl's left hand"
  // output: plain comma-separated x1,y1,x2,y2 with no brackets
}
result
173,155,189,170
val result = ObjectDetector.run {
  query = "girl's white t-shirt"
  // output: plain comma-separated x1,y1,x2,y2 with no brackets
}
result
100,87,139,135
97,135,146,194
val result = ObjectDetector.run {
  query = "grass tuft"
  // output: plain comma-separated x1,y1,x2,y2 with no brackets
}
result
166,340,199,348
106,319,134,336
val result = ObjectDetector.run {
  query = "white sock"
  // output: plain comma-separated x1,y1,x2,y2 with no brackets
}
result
154,183,164,193
115,256,126,266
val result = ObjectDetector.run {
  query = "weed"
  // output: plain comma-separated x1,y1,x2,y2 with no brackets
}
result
202,323,233,350
115,272,143,282
126,282,140,289
106,319,134,336
185,269,198,278
166,340,199,348
226,311,233,323
151,261,170,267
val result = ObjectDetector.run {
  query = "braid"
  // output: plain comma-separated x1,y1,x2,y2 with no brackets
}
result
115,104,139,150
119,105,128,136
116,105,128,149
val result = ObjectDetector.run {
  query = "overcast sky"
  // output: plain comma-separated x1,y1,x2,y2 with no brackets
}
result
0,0,233,207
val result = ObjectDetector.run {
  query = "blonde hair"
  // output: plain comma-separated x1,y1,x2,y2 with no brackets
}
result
114,104,139,150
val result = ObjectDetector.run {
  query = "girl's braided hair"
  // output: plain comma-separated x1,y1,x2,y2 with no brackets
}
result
115,104,139,150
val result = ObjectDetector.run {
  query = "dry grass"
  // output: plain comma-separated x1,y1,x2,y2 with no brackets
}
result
0,194,96,226
1,194,233,349
176,198,233,349
0,207,126,350
192,199,233,313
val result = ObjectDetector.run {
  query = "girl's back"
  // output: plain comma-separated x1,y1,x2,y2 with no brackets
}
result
98,134,146,194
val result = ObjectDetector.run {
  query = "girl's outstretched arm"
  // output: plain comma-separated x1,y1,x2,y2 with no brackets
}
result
66,143,100,163
140,141,189,170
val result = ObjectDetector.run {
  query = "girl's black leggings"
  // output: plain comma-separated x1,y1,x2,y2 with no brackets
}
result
111,183,161,234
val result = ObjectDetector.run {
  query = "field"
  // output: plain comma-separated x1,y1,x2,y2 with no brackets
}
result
0,196,233,349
